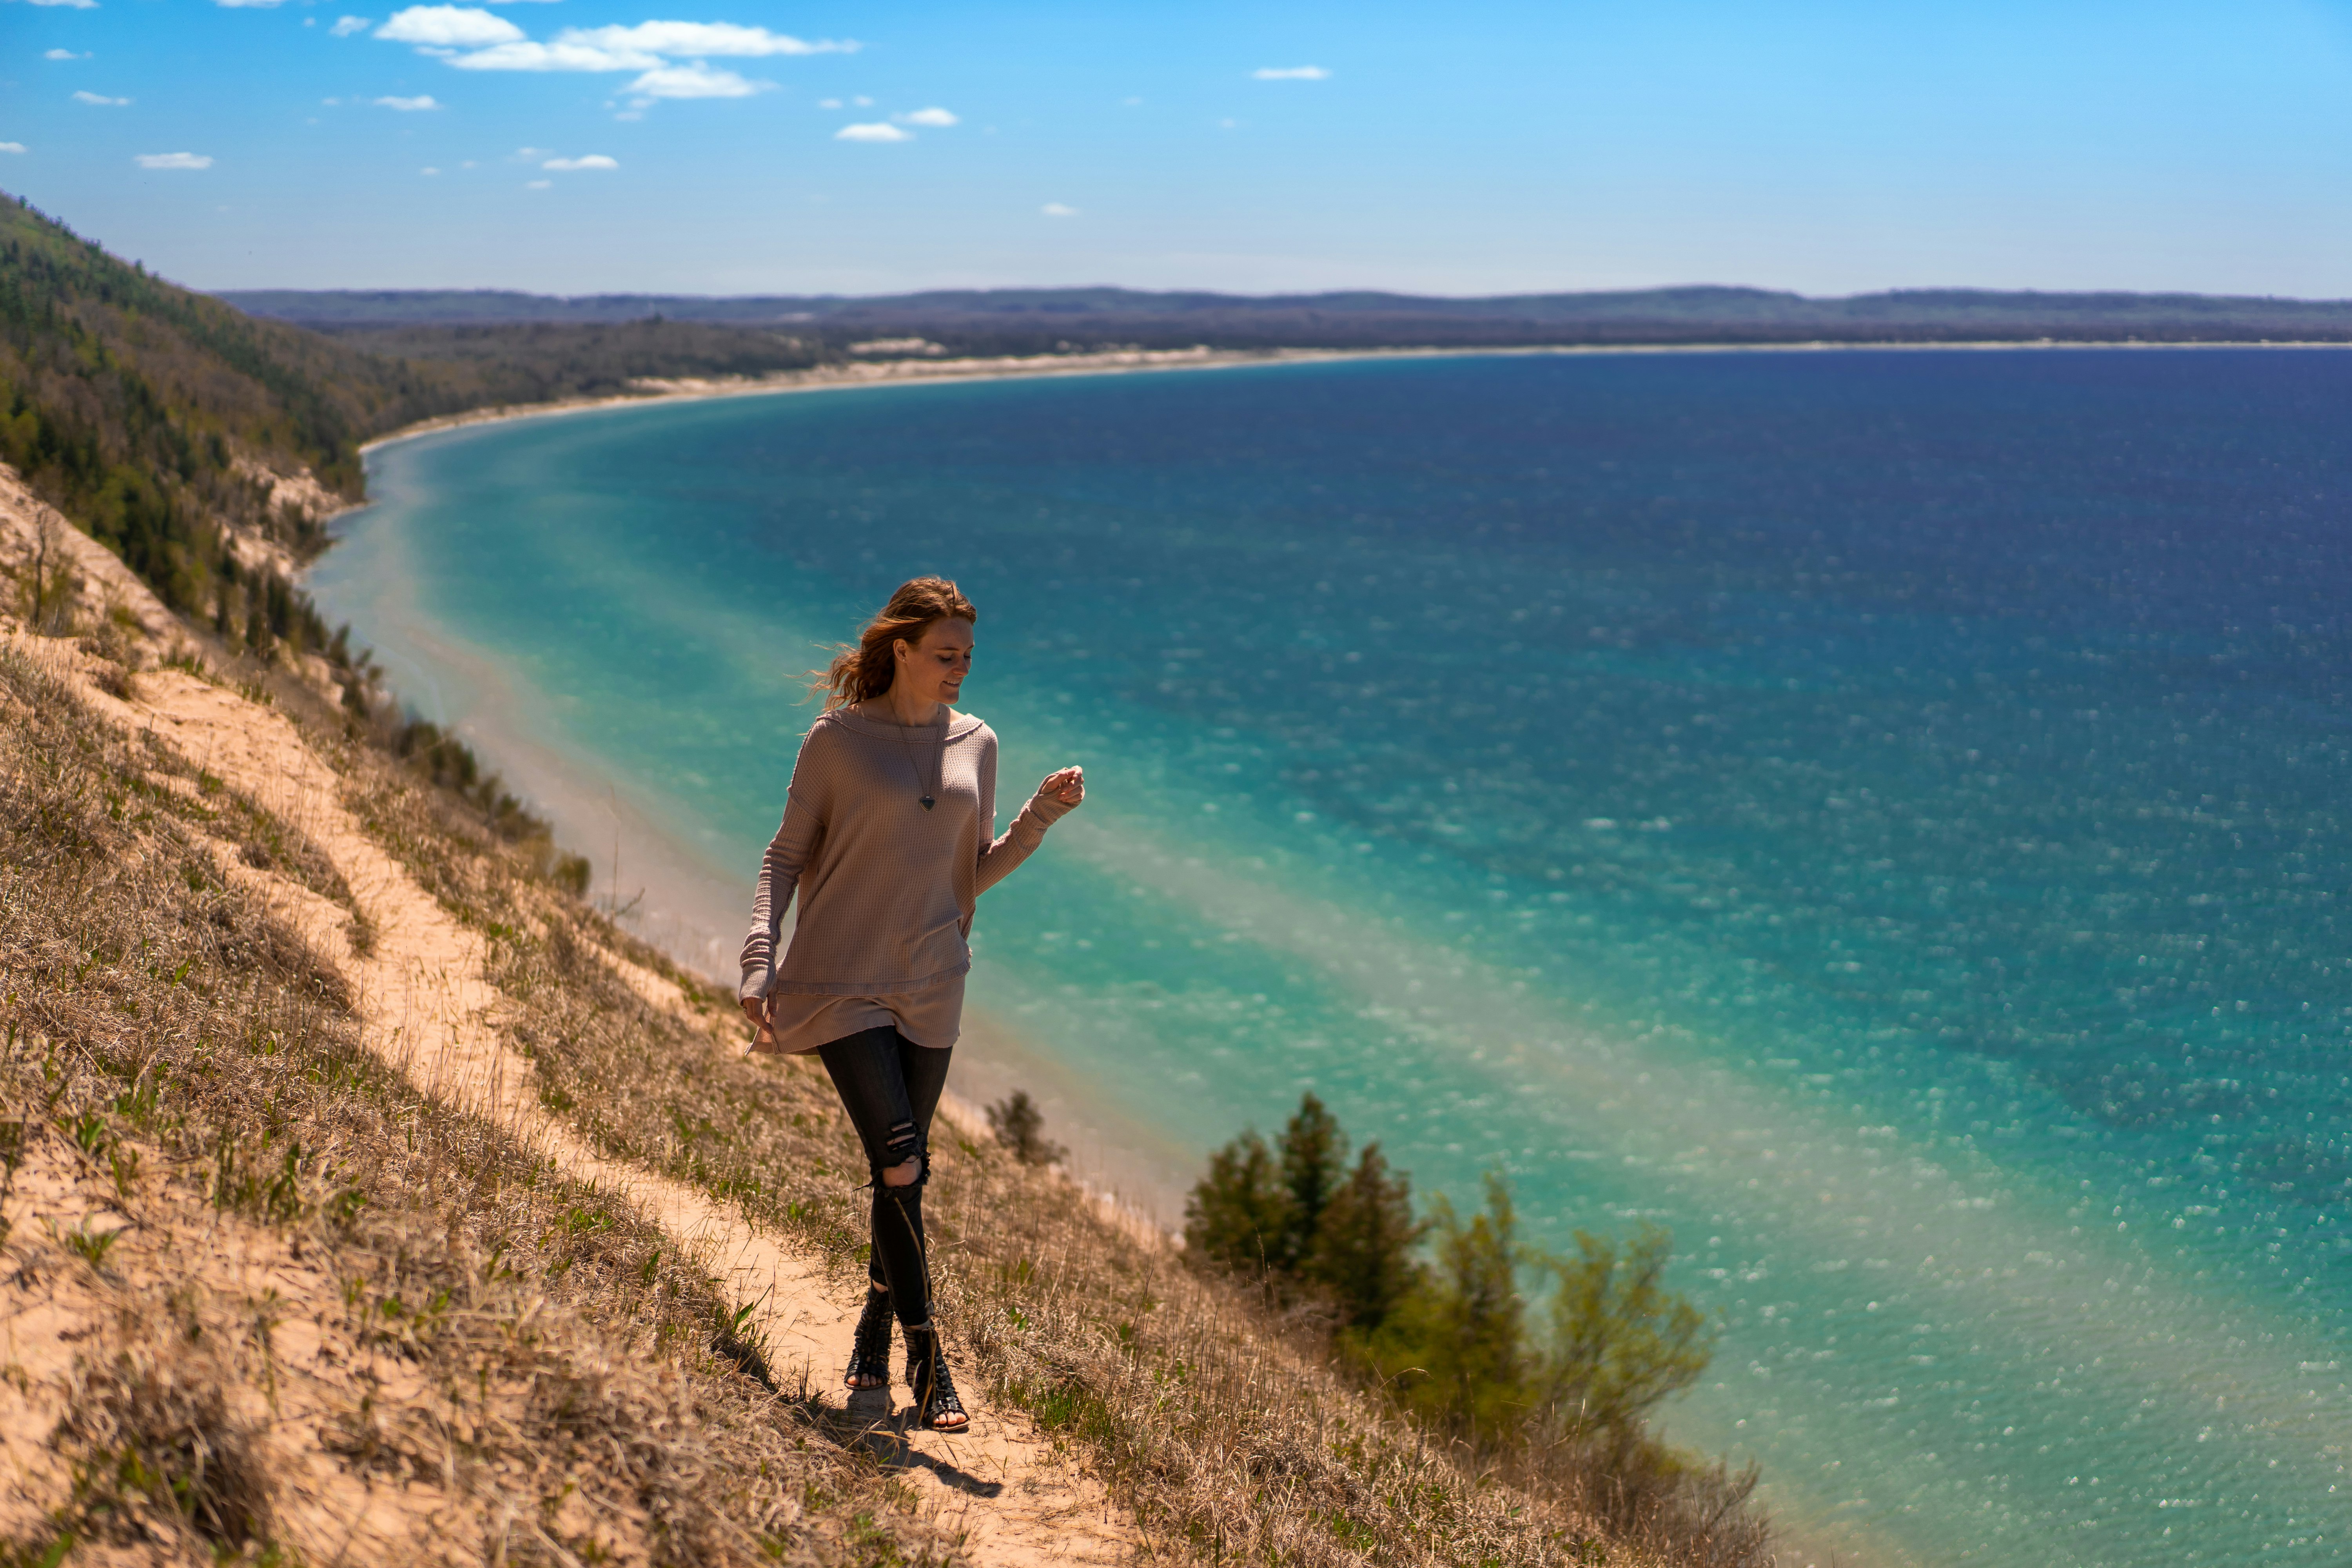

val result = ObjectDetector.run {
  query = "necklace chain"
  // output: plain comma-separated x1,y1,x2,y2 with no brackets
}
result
890,711,942,810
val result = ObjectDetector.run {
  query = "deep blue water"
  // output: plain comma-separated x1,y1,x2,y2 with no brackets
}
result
312,350,2352,1566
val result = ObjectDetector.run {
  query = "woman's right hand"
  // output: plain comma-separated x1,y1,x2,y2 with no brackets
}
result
740,993,774,1044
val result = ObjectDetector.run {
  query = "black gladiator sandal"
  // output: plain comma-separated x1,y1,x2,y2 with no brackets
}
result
845,1285,893,1390
903,1323,969,1432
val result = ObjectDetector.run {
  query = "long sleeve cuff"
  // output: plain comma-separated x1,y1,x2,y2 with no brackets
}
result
1026,791,1076,828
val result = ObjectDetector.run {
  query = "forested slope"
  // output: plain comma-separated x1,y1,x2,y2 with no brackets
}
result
0,196,437,614
0,193,831,658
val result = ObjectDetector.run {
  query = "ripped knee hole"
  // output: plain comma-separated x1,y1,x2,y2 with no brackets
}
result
882,1119,923,1186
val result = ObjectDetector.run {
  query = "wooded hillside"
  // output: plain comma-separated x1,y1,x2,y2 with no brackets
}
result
0,196,435,612
0,194,842,633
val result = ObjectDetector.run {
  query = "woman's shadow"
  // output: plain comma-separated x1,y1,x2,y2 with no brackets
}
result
719,1322,1004,1497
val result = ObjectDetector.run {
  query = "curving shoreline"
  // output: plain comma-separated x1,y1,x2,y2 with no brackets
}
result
354,335,2352,458
358,344,1347,455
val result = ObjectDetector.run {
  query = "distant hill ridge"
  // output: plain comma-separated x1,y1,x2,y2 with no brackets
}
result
221,283,2352,344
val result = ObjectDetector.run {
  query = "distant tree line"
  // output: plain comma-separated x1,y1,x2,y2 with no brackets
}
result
225,280,2352,349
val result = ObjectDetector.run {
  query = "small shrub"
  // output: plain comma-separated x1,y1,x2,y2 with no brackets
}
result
984,1089,1067,1166
1536,1223,1716,1440
56,1343,273,1551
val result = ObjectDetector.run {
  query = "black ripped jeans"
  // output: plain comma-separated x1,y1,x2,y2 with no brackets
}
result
817,1026,953,1330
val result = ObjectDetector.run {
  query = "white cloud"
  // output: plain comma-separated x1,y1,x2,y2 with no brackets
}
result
214,0,289,8
44,48,86,59
0,143,26,154
375,93,441,109
514,145,548,156
557,22,852,57
542,153,617,170
1252,65,1330,80
626,62,768,98
73,90,131,105
816,97,841,108
450,39,660,69
896,105,956,127
525,178,550,188
376,6,522,46
1041,203,1077,217
135,152,213,169
853,94,871,105
421,165,440,174
329,15,370,35
835,121,909,142
25,0,98,8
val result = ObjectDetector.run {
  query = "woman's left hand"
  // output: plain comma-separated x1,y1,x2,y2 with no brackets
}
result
1033,766,1085,815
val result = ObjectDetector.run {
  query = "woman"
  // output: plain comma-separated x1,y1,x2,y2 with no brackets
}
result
738,576,1084,1433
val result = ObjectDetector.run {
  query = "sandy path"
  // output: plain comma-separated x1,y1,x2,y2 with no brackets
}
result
98,664,1139,1567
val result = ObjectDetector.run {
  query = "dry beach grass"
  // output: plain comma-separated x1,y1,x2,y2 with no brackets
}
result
0,470,1773,1567
0,637,967,1566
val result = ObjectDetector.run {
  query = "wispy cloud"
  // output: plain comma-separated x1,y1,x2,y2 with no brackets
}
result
376,5,523,47
0,143,26,154
135,152,213,169
835,122,910,143
421,165,440,174
214,0,290,9
452,39,659,69
328,15,370,35
558,22,852,57
381,94,443,111
1252,65,1330,80
896,106,956,127
542,153,617,170
525,178,550,188
1042,202,1077,217
372,9,846,115
626,63,768,98
817,97,841,108
25,0,98,9
73,90,131,105
43,47,86,59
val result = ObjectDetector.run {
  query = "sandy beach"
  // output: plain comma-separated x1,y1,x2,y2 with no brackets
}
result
356,335,2352,460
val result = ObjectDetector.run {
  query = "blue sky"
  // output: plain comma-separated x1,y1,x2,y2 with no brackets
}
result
9,0,2352,297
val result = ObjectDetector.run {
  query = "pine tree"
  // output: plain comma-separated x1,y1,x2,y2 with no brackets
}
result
1181,1129,1292,1273
1305,1141,1423,1330
1275,1093,1346,1273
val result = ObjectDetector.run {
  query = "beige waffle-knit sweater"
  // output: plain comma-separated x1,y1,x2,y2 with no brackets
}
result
737,704,1069,1053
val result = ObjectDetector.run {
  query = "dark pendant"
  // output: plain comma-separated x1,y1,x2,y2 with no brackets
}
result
921,796,936,811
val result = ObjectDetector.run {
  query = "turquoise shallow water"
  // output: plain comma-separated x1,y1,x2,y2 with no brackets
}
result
311,351,2352,1566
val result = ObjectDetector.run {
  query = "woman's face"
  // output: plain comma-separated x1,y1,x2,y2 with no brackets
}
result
896,617,975,708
